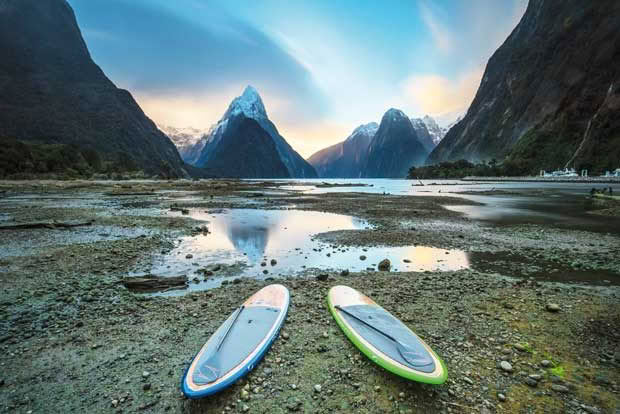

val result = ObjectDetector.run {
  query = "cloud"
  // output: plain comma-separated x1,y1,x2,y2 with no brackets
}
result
70,0,328,121
403,67,484,119
418,1,453,54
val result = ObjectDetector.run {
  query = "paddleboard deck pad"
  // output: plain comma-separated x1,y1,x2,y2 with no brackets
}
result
182,284,289,398
328,285,447,384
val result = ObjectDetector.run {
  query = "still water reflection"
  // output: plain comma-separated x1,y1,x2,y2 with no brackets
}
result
142,209,469,293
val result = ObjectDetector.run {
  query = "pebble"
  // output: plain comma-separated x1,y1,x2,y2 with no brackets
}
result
314,384,322,393
142,371,150,378
378,258,391,271
541,359,552,367
524,378,538,387
241,389,250,401
546,303,561,312
551,384,570,393
463,376,474,385
359,255,367,261
270,259,277,266
316,274,328,281
242,404,250,412
282,332,289,340
340,269,350,276
322,331,328,338
497,393,506,402
374,385,381,391
143,383,151,391
185,254,193,259
500,361,513,372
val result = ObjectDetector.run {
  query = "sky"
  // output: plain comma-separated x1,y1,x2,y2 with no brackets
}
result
69,0,527,158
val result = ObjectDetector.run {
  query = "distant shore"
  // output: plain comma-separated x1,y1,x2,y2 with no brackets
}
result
463,176,620,184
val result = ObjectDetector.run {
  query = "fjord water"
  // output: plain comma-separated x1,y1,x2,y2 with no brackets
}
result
141,208,469,294
277,178,620,233
137,179,619,294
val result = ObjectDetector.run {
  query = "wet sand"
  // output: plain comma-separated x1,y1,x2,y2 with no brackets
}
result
0,179,618,413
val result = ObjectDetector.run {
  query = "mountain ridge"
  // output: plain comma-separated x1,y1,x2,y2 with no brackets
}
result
363,109,429,178
307,122,378,178
308,113,445,178
193,86,317,178
427,0,620,173
0,0,189,177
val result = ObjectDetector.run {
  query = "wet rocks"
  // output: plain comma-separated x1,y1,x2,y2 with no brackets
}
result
286,397,302,411
524,377,538,387
551,384,570,393
378,258,391,271
499,361,513,372
316,273,328,281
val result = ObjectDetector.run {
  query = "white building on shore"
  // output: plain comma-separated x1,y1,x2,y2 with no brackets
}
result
540,168,579,177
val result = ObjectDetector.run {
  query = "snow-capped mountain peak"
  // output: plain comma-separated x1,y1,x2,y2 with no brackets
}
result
223,85,267,120
158,124,206,147
346,122,378,141
158,124,209,165
384,108,407,121
421,115,447,146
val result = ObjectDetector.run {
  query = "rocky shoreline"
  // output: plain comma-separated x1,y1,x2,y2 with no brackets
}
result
0,180,618,413
463,176,620,184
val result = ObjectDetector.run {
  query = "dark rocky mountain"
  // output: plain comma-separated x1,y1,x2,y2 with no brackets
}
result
198,115,289,178
195,86,317,178
307,123,378,178
363,109,429,178
428,0,620,173
0,0,189,177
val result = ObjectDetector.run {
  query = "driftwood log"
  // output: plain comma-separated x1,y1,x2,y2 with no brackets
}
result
0,220,95,230
121,275,187,292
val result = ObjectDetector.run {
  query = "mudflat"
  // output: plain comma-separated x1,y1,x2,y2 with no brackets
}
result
0,179,618,413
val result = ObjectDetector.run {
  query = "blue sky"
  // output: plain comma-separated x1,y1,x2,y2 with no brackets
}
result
69,0,527,157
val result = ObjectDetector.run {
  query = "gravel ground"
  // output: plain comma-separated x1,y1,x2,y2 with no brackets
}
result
0,179,618,414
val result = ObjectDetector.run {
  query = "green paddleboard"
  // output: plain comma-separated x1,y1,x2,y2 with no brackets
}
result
328,285,447,384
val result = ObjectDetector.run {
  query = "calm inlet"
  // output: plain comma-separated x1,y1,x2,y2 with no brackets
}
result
137,208,469,293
